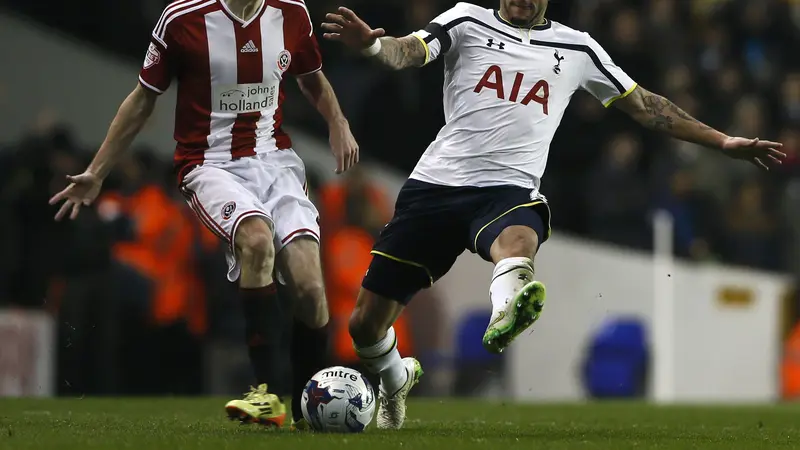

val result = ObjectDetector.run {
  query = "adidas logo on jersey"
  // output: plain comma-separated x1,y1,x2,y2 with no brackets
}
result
240,40,259,53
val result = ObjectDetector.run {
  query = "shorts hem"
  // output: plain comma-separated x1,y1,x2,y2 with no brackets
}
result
280,228,321,246
472,201,545,253
370,250,434,286
230,211,273,254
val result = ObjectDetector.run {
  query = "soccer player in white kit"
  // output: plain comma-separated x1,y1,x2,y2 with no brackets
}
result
49,0,356,430
322,0,786,429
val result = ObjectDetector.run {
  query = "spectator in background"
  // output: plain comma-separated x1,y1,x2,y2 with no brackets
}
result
0,126,97,309
706,95,770,194
318,165,390,237
588,133,650,249
781,73,800,125
0,123,122,396
737,1,783,89
645,0,687,68
777,128,800,178
547,92,611,235
653,160,716,261
605,8,657,89
721,179,780,270
705,63,742,127
96,150,216,395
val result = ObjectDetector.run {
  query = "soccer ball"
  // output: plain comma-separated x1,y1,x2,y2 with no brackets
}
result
300,366,376,433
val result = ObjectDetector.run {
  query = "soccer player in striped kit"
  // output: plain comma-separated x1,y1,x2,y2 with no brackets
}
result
49,0,354,429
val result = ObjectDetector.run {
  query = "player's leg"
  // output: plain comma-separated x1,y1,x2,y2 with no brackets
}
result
263,151,329,429
181,165,286,427
352,256,430,430
230,216,289,422
273,237,331,428
350,183,462,429
472,201,551,354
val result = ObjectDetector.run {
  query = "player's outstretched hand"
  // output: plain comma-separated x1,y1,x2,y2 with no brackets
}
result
330,120,359,174
322,7,386,50
722,137,786,171
48,171,103,221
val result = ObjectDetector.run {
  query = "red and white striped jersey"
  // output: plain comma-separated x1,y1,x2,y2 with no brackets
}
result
139,0,322,182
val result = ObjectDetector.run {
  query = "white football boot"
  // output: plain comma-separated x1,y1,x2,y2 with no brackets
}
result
376,357,423,430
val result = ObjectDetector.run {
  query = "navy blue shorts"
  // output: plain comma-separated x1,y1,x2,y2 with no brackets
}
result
362,179,551,304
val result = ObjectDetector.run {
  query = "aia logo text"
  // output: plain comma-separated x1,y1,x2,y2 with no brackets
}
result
473,65,550,115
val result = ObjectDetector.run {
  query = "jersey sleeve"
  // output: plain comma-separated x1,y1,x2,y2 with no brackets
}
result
579,34,638,108
410,2,471,66
138,17,177,94
288,4,322,76
289,32,323,76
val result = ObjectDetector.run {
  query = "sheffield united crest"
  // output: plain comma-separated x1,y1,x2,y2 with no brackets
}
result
221,201,237,220
277,50,292,72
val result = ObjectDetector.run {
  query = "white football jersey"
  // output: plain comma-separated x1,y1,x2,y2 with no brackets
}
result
409,2,638,193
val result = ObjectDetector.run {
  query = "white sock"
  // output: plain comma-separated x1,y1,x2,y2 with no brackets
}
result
489,257,535,316
354,327,408,396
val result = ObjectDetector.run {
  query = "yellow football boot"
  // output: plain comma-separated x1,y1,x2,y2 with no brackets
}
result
225,384,287,428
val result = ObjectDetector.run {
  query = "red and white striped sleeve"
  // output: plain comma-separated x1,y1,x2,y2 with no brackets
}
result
283,0,322,77
138,5,181,94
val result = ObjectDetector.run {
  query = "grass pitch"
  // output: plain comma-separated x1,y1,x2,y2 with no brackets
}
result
1,398,799,449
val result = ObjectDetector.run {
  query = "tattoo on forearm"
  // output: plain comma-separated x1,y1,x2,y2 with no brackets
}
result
374,37,426,70
640,92,712,132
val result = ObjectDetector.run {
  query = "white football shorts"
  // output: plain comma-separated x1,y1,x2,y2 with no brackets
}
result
181,150,320,282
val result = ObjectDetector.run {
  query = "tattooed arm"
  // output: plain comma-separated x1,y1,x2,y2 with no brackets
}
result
371,36,427,71
614,86,785,169
322,8,427,71
614,86,727,149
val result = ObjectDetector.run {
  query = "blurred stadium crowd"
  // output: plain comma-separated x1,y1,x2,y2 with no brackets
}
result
0,0,798,394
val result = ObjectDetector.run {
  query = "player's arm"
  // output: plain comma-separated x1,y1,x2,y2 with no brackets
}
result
579,33,786,170
291,7,359,175
90,85,158,179
614,87,724,147
321,8,427,70
49,84,158,221
615,86,785,169
297,71,359,173
50,22,175,221
371,36,427,71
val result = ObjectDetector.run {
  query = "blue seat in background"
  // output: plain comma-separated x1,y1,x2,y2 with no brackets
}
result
456,310,502,364
453,310,504,397
582,317,649,399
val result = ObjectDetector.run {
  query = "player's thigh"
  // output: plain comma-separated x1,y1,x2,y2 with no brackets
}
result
275,236,328,328
469,190,552,262
262,152,321,253
362,209,464,306
181,165,270,281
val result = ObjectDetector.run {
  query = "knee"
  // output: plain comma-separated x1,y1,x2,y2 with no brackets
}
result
491,225,539,261
235,218,275,270
295,281,329,328
348,307,385,346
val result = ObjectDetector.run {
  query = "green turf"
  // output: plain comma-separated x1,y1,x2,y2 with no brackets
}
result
1,398,799,449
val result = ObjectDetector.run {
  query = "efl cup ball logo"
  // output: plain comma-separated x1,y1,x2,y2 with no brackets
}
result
277,50,292,72
221,201,236,220
144,43,161,69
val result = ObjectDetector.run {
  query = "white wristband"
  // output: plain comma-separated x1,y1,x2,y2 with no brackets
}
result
361,39,382,57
